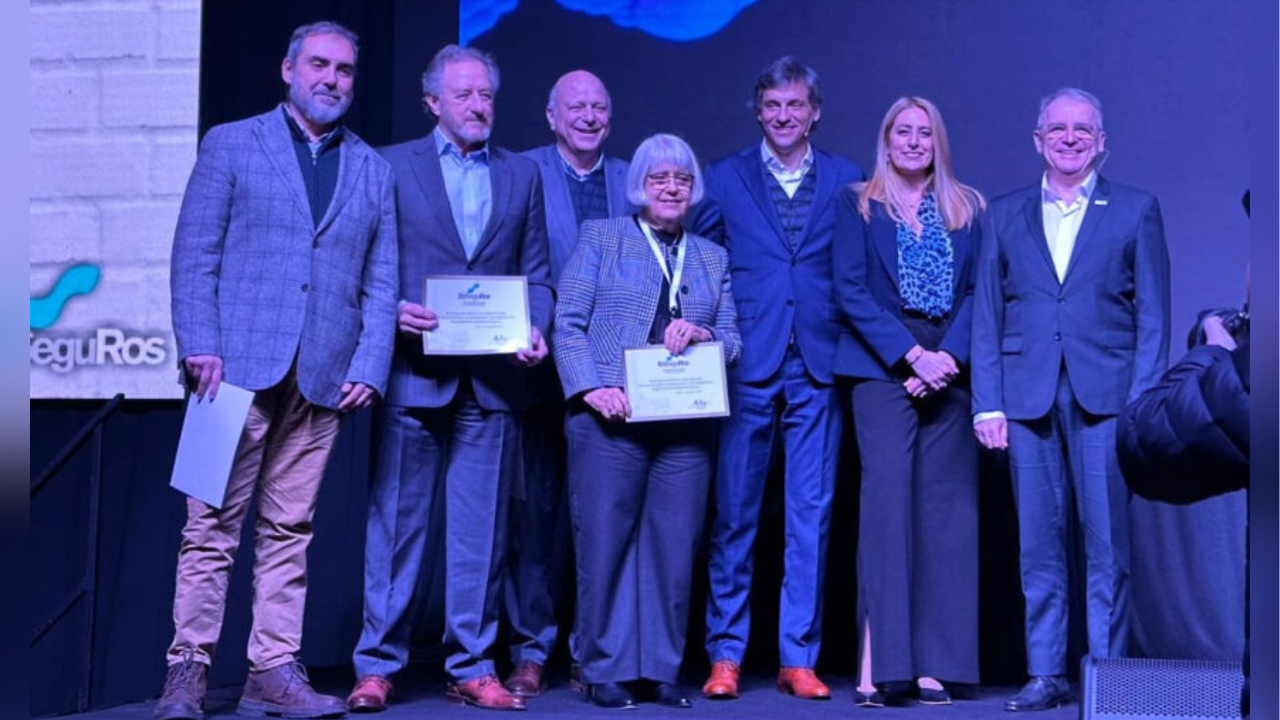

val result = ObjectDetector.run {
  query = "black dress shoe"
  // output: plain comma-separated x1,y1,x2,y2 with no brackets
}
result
917,685,952,705
653,683,692,709
590,683,638,710
1005,675,1071,712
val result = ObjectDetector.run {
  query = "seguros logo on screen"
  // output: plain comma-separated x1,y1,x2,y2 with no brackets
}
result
30,264,168,373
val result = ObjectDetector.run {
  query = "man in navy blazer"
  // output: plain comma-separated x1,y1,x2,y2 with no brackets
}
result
349,45,552,713
971,88,1170,712
502,70,631,697
689,56,862,700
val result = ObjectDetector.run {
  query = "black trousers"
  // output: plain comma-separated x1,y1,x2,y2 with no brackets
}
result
850,314,979,684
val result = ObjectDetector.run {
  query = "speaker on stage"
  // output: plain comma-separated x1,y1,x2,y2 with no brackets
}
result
1081,656,1244,720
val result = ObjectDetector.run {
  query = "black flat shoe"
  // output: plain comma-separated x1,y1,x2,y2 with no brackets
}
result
854,689,885,707
917,686,952,705
590,683,638,710
653,683,692,709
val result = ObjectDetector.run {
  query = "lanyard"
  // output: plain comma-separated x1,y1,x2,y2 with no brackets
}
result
638,220,686,316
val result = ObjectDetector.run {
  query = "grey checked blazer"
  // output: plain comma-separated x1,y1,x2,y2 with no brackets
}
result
170,107,399,410
554,216,742,399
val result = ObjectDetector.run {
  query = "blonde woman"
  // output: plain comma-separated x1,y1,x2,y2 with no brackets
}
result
833,97,985,707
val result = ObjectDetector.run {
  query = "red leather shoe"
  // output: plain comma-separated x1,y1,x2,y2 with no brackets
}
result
348,675,392,712
503,661,545,698
701,660,740,699
777,667,831,700
446,675,527,711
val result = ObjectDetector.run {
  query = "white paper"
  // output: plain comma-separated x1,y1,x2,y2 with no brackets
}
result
169,382,255,508
422,275,531,355
623,342,730,423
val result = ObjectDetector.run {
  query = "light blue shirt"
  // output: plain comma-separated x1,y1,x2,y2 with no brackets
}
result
434,127,492,259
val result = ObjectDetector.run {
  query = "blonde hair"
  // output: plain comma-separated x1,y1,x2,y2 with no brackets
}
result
855,96,985,230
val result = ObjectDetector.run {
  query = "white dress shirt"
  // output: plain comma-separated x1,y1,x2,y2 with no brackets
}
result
1041,171,1098,282
760,140,813,198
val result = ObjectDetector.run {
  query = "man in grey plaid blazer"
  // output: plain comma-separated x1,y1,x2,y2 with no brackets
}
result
160,21,398,720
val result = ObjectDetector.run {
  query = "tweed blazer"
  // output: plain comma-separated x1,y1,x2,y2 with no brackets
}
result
554,216,742,400
170,107,399,410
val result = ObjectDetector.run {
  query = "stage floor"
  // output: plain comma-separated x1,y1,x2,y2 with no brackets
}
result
68,670,1078,719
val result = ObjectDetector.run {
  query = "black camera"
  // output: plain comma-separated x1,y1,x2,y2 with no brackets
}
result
1186,307,1249,350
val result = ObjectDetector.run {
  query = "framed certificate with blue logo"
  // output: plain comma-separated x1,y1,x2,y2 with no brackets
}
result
623,342,730,422
423,275,531,355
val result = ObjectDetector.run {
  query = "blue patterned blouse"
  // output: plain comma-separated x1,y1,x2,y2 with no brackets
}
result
896,193,954,318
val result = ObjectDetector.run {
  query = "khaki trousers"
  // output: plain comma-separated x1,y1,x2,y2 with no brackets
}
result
167,368,339,670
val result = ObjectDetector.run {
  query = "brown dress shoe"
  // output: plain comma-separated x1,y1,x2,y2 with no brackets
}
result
701,660,740,700
776,667,831,700
347,675,393,713
446,675,527,711
503,661,545,697
155,654,208,720
238,661,347,717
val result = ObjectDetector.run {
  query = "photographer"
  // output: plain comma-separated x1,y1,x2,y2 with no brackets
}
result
1116,191,1250,718
1117,305,1249,502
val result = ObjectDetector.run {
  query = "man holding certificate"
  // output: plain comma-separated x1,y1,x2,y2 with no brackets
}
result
553,134,741,710
348,45,552,713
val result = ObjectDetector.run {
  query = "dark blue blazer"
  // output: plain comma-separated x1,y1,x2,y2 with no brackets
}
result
971,177,1170,420
521,144,632,284
381,135,554,412
690,145,863,384
832,190,980,381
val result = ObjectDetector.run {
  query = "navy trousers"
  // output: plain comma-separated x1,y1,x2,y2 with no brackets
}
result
705,345,840,668
354,388,520,682
503,387,575,666
1008,370,1131,676
565,406,713,684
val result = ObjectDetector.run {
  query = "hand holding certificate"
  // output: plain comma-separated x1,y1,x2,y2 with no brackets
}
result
422,275,532,355
623,342,730,422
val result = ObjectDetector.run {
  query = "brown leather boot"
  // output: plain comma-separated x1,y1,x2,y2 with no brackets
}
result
238,661,347,717
154,654,208,720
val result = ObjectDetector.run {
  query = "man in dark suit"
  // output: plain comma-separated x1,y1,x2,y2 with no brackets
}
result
348,45,552,713
689,56,863,700
159,21,398,720
502,70,631,698
971,87,1170,712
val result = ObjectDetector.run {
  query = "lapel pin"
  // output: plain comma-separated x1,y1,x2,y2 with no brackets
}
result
1094,199,1109,206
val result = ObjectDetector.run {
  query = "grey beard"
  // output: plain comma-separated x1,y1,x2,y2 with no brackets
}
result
290,84,351,127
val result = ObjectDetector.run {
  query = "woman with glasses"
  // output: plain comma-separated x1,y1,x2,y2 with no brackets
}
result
554,133,741,710
833,97,985,707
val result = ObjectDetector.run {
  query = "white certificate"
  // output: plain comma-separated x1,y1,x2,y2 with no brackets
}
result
623,342,730,423
423,275,531,355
